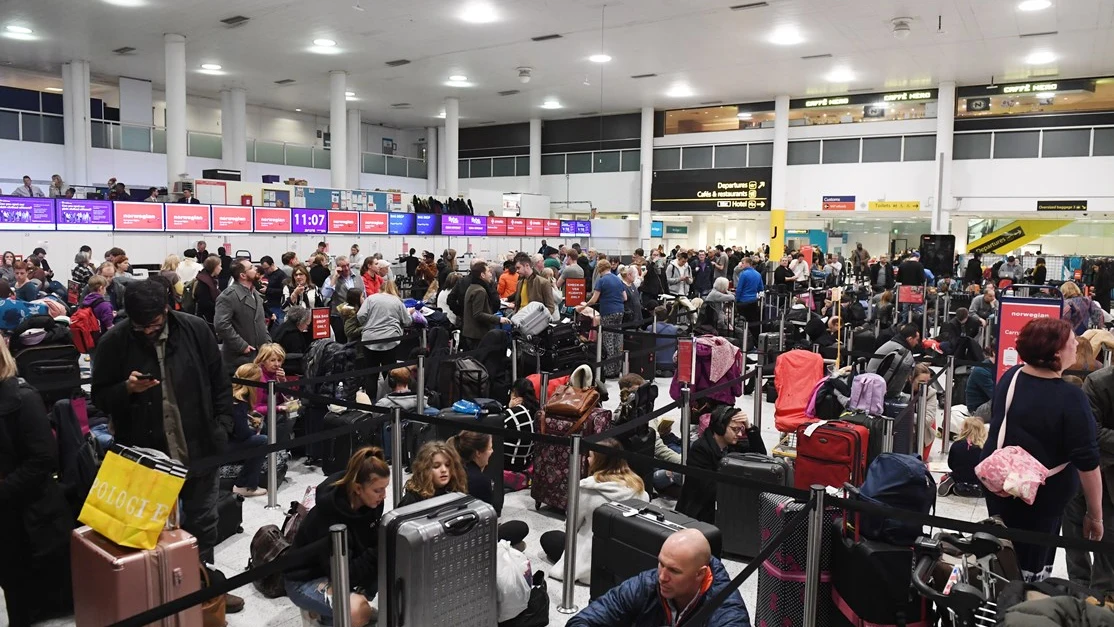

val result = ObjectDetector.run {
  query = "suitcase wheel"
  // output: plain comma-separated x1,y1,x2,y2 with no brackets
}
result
534,500,542,511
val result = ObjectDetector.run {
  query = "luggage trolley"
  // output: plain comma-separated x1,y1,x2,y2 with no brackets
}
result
911,531,1009,626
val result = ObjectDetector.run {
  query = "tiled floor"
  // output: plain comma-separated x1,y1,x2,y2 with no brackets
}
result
8,375,1072,627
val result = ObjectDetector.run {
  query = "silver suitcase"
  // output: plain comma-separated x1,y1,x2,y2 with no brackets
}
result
511,301,551,337
379,493,498,627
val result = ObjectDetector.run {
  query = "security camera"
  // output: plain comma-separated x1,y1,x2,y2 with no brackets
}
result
518,67,532,84
891,17,912,40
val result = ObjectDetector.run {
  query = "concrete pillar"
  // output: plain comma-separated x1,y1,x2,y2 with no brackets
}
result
529,118,542,194
426,126,438,195
444,97,460,197
164,34,187,186
329,70,348,189
62,60,91,185
436,126,447,196
347,108,361,187
950,215,969,254
933,81,957,234
769,95,791,260
639,106,654,246
220,88,247,173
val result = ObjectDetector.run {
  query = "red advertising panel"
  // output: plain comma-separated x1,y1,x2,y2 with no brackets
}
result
113,202,165,231
995,297,1063,380
360,212,388,234
525,218,544,237
564,278,586,306
165,204,212,232
676,338,694,385
487,216,508,236
507,218,526,236
328,210,360,234
212,206,254,232
254,207,292,233
311,308,332,340
897,285,925,305
543,219,561,237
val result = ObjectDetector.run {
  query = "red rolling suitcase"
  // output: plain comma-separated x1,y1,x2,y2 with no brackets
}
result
793,420,869,490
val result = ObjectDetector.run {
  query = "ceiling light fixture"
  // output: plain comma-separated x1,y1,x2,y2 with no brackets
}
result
449,75,468,82
201,63,222,70
459,2,498,24
589,53,611,63
825,67,855,82
345,91,355,96
45,87,63,92
436,111,446,118
666,83,694,98
313,38,337,47
541,99,562,109
736,111,752,119
346,95,358,101
1025,50,1056,64
1018,0,1052,11
1035,91,1055,98
5,25,32,34
295,108,302,112
768,25,804,45
103,0,147,5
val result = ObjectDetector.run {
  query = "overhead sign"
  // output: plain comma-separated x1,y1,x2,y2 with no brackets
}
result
56,199,113,231
958,79,1096,98
0,197,54,231
666,225,689,235
327,210,360,234
651,167,773,212
165,204,212,232
1036,200,1087,211
822,196,855,211
564,278,586,306
791,89,938,109
868,200,920,211
113,202,165,231
254,208,292,233
211,206,253,232
995,296,1063,380
967,219,1073,255
650,221,664,237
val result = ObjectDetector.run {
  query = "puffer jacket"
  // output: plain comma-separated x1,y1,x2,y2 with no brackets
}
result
1000,595,1114,626
549,477,647,585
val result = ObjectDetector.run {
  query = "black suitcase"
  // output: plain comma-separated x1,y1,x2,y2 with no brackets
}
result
434,409,505,514
545,322,580,351
323,409,386,475
623,332,656,379
543,344,589,372
883,399,915,455
590,499,722,600
15,344,81,404
216,492,244,545
716,453,793,558
831,522,928,626
839,409,893,466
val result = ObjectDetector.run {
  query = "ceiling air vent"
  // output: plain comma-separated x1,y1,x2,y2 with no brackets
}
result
801,53,833,60
729,2,769,10
390,103,412,109
498,89,521,96
631,73,657,79
578,111,600,116
385,59,411,67
531,33,563,41
1020,30,1058,38
700,100,724,105
220,15,250,27
112,46,136,55
274,78,295,85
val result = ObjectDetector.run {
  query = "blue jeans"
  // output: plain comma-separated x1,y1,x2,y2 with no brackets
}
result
227,434,267,489
653,469,684,491
269,306,285,325
285,577,334,624
90,423,115,451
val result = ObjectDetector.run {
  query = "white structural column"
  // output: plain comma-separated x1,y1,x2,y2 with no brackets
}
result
771,95,790,211
529,118,542,194
347,108,361,187
638,106,654,245
444,97,460,197
62,60,91,185
426,126,438,195
220,88,247,173
437,126,447,196
933,81,957,234
329,71,348,189
164,34,188,185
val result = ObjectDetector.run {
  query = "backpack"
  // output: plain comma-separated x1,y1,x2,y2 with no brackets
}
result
807,375,851,421
69,301,103,354
49,397,102,519
247,525,289,598
303,339,361,406
873,346,911,398
180,279,198,315
437,356,490,408
849,373,887,415
852,453,936,546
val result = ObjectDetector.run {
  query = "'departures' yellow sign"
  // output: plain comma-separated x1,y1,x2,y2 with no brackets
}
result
868,201,920,211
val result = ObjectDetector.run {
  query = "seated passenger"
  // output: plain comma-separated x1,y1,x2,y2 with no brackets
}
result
504,378,539,474
269,306,311,374
397,441,468,507
566,528,750,627
374,367,424,412
540,438,648,585
285,447,390,627
867,323,920,398
0,280,48,332
450,431,529,545
939,416,988,498
252,343,288,412
966,344,996,420
676,406,748,524
227,364,268,498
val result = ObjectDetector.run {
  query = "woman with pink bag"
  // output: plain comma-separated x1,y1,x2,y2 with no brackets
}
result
979,317,1105,582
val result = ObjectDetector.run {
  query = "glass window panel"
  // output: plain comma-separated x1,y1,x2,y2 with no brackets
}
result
492,157,516,177
90,121,109,148
189,132,221,159
681,146,713,169
992,130,1039,159
1041,128,1090,158
788,140,820,165
1093,128,1114,156
0,111,18,141
954,133,991,160
861,137,902,163
110,124,121,150
459,159,470,179
154,128,166,154
363,153,386,175
566,152,592,174
313,147,330,169
542,154,565,175
387,156,409,177
42,115,64,145
21,113,42,142
286,144,313,167
254,140,285,165
620,149,640,171
468,158,491,178
516,156,530,175
121,126,151,152
408,159,427,178
594,151,620,172
903,135,936,161
653,147,680,170
714,144,747,168
822,138,860,164
748,143,773,166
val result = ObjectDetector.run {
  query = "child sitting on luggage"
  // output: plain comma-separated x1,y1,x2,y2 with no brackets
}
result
228,363,268,498
938,416,988,498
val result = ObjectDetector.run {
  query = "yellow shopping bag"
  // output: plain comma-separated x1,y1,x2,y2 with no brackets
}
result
78,445,188,550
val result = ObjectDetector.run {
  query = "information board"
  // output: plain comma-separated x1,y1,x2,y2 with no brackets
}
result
327,211,360,234
113,202,165,231
254,208,292,233
388,213,415,235
560,221,576,237
465,216,487,236
650,221,664,237
487,216,508,236
543,219,561,238
651,167,773,212
416,214,438,235
311,308,332,340
211,206,253,232
165,204,212,232
507,218,526,236
0,197,54,231
56,199,113,231
441,215,466,236
525,218,544,237
360,212,388,234
292,208,328,234
995,296,1064,380
575,221,591,236
564,278,586,306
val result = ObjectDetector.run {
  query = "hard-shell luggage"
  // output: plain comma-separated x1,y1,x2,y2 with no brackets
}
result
545,322,580,351
378,493,498,627
511,301,552,337
543,344,589,373
436,356,490,408
840,409,893,466
794,420,869,490
72,526,203,627
321,409,385,475
15,344,82,404
883,398,915,455
623,331,657,379
435,408,506,514
716,453,793,558
653,321,678,374
831,522,928,627
756,493,841,627
590,499,722,600
216,492,243,545
531,408,611,511
773,350,827,434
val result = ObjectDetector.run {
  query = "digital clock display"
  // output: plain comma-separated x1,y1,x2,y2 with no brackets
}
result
291,208,328,234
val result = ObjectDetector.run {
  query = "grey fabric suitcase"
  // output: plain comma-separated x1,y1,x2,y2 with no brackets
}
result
716,453,793,558
379,492,498,627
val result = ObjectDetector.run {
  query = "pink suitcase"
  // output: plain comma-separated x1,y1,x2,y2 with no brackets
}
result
72,526,203,627
531,407,612,510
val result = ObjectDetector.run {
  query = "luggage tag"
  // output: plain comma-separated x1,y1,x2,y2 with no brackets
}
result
802,420,830,438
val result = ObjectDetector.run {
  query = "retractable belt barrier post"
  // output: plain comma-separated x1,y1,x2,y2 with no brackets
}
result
330,524,353,627
558,434,583,615
943,355,955,454
540,372,551,405
680,385,692,465
752,351,764,430
1107,351,1113,369
416,353,427,415
802,485,826,627
622,350,630,376
511,339,518,381
391,407,404,505
595,322,604,383
916,386,929,456
265,379,280,511
921,294,930,345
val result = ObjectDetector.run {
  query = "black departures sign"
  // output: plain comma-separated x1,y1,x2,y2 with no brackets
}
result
651,167,773,212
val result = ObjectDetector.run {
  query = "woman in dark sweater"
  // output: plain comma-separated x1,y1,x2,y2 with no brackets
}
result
450,431,529,545
286,447,390,626
397,441,469,508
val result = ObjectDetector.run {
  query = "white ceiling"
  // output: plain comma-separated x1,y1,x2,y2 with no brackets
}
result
1,0,1112,129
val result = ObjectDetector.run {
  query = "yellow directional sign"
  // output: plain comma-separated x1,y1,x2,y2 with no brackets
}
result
868,201,920,211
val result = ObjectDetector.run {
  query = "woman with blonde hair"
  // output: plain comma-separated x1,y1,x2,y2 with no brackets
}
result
939,416,988,498
1061,280,1104,335
397,441,468,507
228,363,268,498
160,254,183,298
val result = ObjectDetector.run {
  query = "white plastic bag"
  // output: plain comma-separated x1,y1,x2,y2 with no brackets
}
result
496,540,532,622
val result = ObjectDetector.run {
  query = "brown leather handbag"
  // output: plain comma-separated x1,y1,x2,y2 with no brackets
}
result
544,384,600,420
201,567,227,627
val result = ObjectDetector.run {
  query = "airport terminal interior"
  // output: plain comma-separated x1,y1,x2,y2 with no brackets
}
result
2,0,1114,626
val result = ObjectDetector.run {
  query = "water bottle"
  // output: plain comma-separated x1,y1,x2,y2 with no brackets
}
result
336,380,346,401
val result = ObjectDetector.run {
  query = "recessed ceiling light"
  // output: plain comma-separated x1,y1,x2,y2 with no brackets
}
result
768,25,804,45
313,38,337,47
45,87,63,92
201,63,222,70
589,54,612,63
825,67,855,82
6,25,32,34
103,0,147,5
436,111,446,118
736,111,752,119
295,108,302,112
459,2,498,23
1025,50,1056,64
1018,0,1052,11
541,99,562,109
346,95,358,101
345,91,355,96
449,75,468,82
666,83,694,98
1036,91,1055,98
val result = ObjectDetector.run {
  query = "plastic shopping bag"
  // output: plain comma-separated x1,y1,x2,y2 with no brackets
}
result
496,540,533,622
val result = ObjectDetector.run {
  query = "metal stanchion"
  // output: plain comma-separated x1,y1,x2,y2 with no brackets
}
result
921,293,929,341
416,353,427,415
622,350,630,376
265,380,279,510
689,333,697,385
916,387,929,456
875,315,881,338
540,372,551,405
812,343,820,354
779,309,787,352
802,485,826,627
511,339,519,381
680,385,692,465
942,356,955,455
753,351,765,430
420,327,428,351
945,292,952,319
595,321,604,383
557,435,583,615
391,407,404,505
846,325,855,368
1106,351,1113,369
330,524,353,627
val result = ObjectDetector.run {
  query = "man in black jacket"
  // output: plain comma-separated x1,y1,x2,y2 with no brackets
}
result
1068,369,1114,594
896,252,925,286
91,279,234,567
260,255,288,324
870,255,896,291
446,258,500,320
676,406,748,524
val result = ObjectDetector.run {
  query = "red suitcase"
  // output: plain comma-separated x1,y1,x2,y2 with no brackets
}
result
531,407,611,510
793,420,869,490
72,526,203,627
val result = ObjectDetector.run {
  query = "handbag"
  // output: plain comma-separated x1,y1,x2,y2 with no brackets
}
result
201,567,228,627
975,369,1068,505
544,384,600,420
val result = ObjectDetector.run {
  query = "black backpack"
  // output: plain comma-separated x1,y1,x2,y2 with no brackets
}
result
812,376,851,421
437,356,490,408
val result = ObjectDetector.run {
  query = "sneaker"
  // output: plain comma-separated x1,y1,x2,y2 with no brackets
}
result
937,474,955,497
225,593,245,614
233,486,268,498
954,482,984,498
